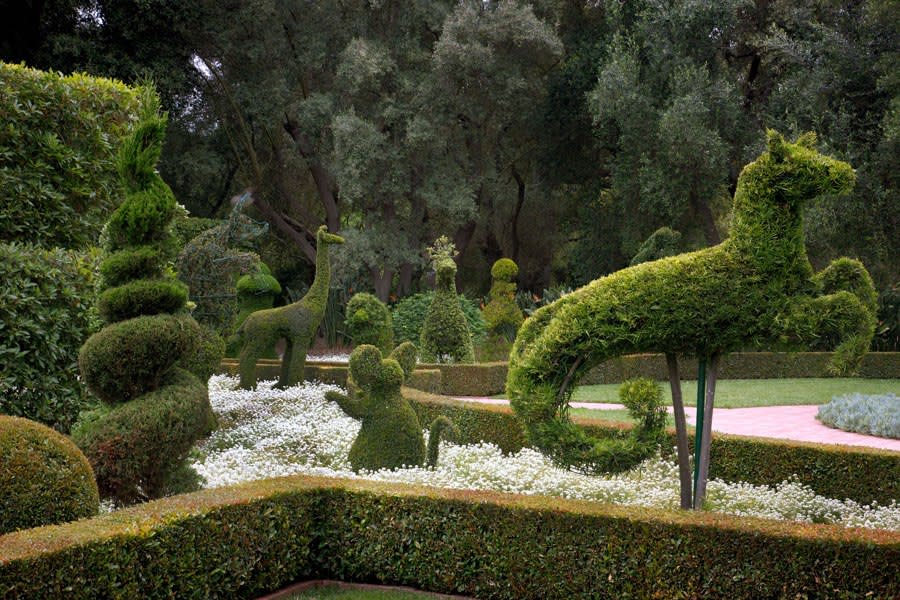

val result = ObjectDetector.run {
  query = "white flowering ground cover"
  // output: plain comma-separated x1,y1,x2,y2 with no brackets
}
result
190,376,900,531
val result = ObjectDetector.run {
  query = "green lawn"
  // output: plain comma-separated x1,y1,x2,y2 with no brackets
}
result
279,584,463,599
569,378,900,409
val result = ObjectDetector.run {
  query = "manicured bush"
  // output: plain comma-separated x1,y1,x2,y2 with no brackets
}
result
97,278,189,323
1,476,897,599
392,291,486,347
419,257,475,364
630,226,682,266
817,393,900,439
79,314,199,404
345,292,394,354
99,246,163,287
72,368,214,503
0,63,146,248
480,258,524,361
225,264,282,357
181,323,226,384
76,91,213,504
0,243,100,432
0,415,99,534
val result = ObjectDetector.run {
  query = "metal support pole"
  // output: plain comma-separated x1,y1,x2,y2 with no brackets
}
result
691,358,707,508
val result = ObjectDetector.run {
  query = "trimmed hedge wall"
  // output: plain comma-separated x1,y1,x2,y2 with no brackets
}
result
1,476,898,599
404,388,900,506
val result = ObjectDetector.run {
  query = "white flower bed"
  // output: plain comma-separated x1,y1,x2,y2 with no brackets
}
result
191,376,900,531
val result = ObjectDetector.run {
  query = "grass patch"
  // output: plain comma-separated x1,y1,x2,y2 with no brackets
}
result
568,378,900,409
570,407,677,427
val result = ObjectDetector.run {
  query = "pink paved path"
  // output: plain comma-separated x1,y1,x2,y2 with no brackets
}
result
456,398,900,452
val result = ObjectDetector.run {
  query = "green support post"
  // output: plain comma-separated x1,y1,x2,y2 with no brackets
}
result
692,358,707,508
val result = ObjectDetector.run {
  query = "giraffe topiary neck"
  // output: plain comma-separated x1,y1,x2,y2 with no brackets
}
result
304,242,332,313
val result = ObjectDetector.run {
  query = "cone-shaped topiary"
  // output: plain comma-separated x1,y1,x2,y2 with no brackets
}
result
345,292,394,354
237,226,344,389
225,263,282,358
326,342,455,472
1,415,99,534
420,257,475,363
508,131,877,475
74,89,215,504
481,258,525,360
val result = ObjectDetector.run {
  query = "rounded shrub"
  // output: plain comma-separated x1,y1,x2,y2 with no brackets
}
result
345,292,394,354
79,314,200,404
180,323,226,384
481,258,525,360
0,415,99,534
97,279,189,323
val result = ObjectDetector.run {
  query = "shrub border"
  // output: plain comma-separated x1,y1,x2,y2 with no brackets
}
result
1,475,898,599
405,388,900,506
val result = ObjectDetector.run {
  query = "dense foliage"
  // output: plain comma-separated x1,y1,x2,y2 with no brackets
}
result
0,415,99,534
391,292,486,349
74,90,214,504
0,62,145,248
0,243,99,431
419,257,475,364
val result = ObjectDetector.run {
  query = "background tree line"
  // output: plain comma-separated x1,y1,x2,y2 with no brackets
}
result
3,0,897,318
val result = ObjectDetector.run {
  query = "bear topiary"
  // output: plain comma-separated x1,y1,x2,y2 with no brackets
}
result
419,256,475,364
345,292,394,354
480,258,525,360
74,89,215,505
326,342,455,472
0,415,99,534
225,263,282,358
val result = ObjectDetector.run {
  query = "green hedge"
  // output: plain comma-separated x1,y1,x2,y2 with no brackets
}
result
404,388,900,506
1,476,897,599
0,63,145,249
0,243,100,432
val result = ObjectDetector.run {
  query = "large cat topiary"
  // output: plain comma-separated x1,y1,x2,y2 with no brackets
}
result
74,89,215,505
0,415,99,534
326,342,455,472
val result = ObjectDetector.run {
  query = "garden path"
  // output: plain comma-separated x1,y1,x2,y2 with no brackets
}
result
454,398,900,452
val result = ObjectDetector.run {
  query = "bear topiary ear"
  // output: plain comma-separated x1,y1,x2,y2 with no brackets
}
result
795,131,817,149
389,341,418,381
766,129,787,161
349,344,384,387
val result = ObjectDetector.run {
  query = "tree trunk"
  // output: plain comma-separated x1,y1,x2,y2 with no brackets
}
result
694,354,720,509
250,192,317,264
510,164,527,264
370,266,393,303
283,118,340,232
398,262,414,297
666,354,693,510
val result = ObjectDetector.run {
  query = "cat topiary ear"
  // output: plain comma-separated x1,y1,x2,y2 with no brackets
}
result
389,341,418,381
795,131,817,149
766,129,787,161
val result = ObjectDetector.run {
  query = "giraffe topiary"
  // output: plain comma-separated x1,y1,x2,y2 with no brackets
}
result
325,342,455,472
237,225,344,389
507,131,877,483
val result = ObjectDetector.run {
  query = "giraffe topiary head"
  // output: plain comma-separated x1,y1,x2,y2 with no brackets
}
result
316,225,345,246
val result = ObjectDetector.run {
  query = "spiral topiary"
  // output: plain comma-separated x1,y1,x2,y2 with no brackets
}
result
0,415,99,534
345,292,394,354
74,89,215,504
480,258,524,360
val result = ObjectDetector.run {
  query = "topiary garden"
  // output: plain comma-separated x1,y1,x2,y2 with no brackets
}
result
2,59,899,600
